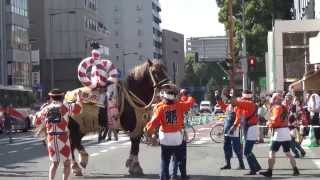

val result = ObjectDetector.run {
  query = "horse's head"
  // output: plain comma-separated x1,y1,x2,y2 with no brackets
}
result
146,59,169,88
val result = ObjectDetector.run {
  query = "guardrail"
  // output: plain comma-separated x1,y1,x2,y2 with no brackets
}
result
187,113,226,126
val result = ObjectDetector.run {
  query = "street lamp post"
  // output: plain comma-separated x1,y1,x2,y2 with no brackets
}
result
49,10,76,90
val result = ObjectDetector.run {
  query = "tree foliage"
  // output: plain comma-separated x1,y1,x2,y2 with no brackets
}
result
216,0,294,75
181,53,229,101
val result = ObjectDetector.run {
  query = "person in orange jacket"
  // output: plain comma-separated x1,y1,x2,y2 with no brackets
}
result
229,90,261,175
216,89,245,170
145,83,195,180
260,92,299,177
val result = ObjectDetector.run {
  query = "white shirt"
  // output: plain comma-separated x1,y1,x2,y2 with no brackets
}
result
308,93,320,116
246,125,259,141
272,127,291,142
158,130,183,146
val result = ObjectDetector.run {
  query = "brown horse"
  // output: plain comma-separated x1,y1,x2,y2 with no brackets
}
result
67,59,169,176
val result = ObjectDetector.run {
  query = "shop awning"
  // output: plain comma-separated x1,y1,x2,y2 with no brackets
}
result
289,70,320,91
303,70,320,91
289,79,303,91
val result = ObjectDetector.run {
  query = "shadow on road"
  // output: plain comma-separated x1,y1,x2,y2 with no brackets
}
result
75,173,295,180
0,169,47,178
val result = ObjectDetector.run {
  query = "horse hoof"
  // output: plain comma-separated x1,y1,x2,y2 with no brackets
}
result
73,171,83,176
129,162,144,176
79,151,89,168
125,158,133,168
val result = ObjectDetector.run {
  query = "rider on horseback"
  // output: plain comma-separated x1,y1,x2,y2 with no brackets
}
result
77,42,120,142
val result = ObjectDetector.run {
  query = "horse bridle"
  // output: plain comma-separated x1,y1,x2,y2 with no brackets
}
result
148,68,169,89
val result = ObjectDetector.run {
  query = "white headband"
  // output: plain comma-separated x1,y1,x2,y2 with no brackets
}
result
242,93,253,99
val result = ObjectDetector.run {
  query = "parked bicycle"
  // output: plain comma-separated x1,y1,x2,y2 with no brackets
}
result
209,116,224,143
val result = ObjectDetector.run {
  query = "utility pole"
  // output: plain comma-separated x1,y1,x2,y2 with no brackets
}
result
241,0,248,90
227,0,235,88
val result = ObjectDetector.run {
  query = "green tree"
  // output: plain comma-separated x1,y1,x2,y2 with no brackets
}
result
181,53,228,100
216,0,294,80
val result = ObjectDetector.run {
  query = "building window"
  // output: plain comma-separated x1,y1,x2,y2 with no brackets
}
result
139,55,144,60
114,18,120,24
173,50,179,54
114,6,119,12
116,56,120,61
8,0,28,17
137,29,142,36
136,17,143,23
138,42,142,48
115,31,119,36
136,4,143,11
115,43,119,48
7,62,30,86
7,24,29,50
172,38,179,42
85,0,96,10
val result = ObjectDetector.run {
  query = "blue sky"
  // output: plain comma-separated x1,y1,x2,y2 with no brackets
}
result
160,0,225,38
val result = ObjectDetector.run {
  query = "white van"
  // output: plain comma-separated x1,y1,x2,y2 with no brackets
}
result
199,100,212,113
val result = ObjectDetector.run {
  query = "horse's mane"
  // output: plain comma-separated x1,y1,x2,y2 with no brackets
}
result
128,59,164,81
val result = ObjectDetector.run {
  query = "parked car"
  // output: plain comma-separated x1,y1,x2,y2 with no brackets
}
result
199,100,212,113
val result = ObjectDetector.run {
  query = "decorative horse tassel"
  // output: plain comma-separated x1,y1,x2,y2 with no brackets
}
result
71,160,83,176
79,149,89,168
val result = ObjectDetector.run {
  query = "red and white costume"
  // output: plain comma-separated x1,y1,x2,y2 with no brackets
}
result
78,50,120,128
35,101,82,162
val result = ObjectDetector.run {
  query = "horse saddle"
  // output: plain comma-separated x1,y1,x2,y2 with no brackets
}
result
65,87,106,107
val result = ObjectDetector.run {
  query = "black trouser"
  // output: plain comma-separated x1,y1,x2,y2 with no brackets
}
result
172,140,187,177
223,136,244,167
311,113,320,140
160,144,184,180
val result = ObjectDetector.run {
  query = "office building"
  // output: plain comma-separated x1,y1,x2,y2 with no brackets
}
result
0,0,32,88
161,29,184,85
186,36,228,62
29,0,111,94
103,0,162,76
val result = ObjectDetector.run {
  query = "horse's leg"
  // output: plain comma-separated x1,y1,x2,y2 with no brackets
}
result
70,144,83,176
69,117,88,175
77,134,89,168
126,136,144,176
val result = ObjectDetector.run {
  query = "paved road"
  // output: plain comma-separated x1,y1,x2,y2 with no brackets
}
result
1,124,320,180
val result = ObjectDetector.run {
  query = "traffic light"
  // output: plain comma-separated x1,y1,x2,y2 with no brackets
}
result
194,52,199,63
248,56,256,72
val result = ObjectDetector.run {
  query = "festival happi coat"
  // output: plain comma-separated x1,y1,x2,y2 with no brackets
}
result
34,101,82,162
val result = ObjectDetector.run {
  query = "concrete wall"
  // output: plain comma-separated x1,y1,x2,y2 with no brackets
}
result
162,29,185,85
268,20,320,91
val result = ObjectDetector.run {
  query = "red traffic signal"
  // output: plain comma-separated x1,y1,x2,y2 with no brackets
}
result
248,56,256,66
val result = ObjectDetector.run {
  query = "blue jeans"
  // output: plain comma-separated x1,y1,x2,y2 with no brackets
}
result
244,140,261,172
223,136,244,166
172,141,187,177
161,145,183,180
290,137,305,157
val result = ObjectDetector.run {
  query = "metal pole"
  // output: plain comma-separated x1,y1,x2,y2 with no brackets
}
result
228,0,235,88
241,0,248,90
304,32,308,74
50,15,54,89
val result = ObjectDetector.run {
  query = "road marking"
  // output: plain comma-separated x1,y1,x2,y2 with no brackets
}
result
90,153,99,157
197,127,211,131
8,150,17,154
23,147,33,150
100,149,109,153
8,139,41,146
192,137,211,145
